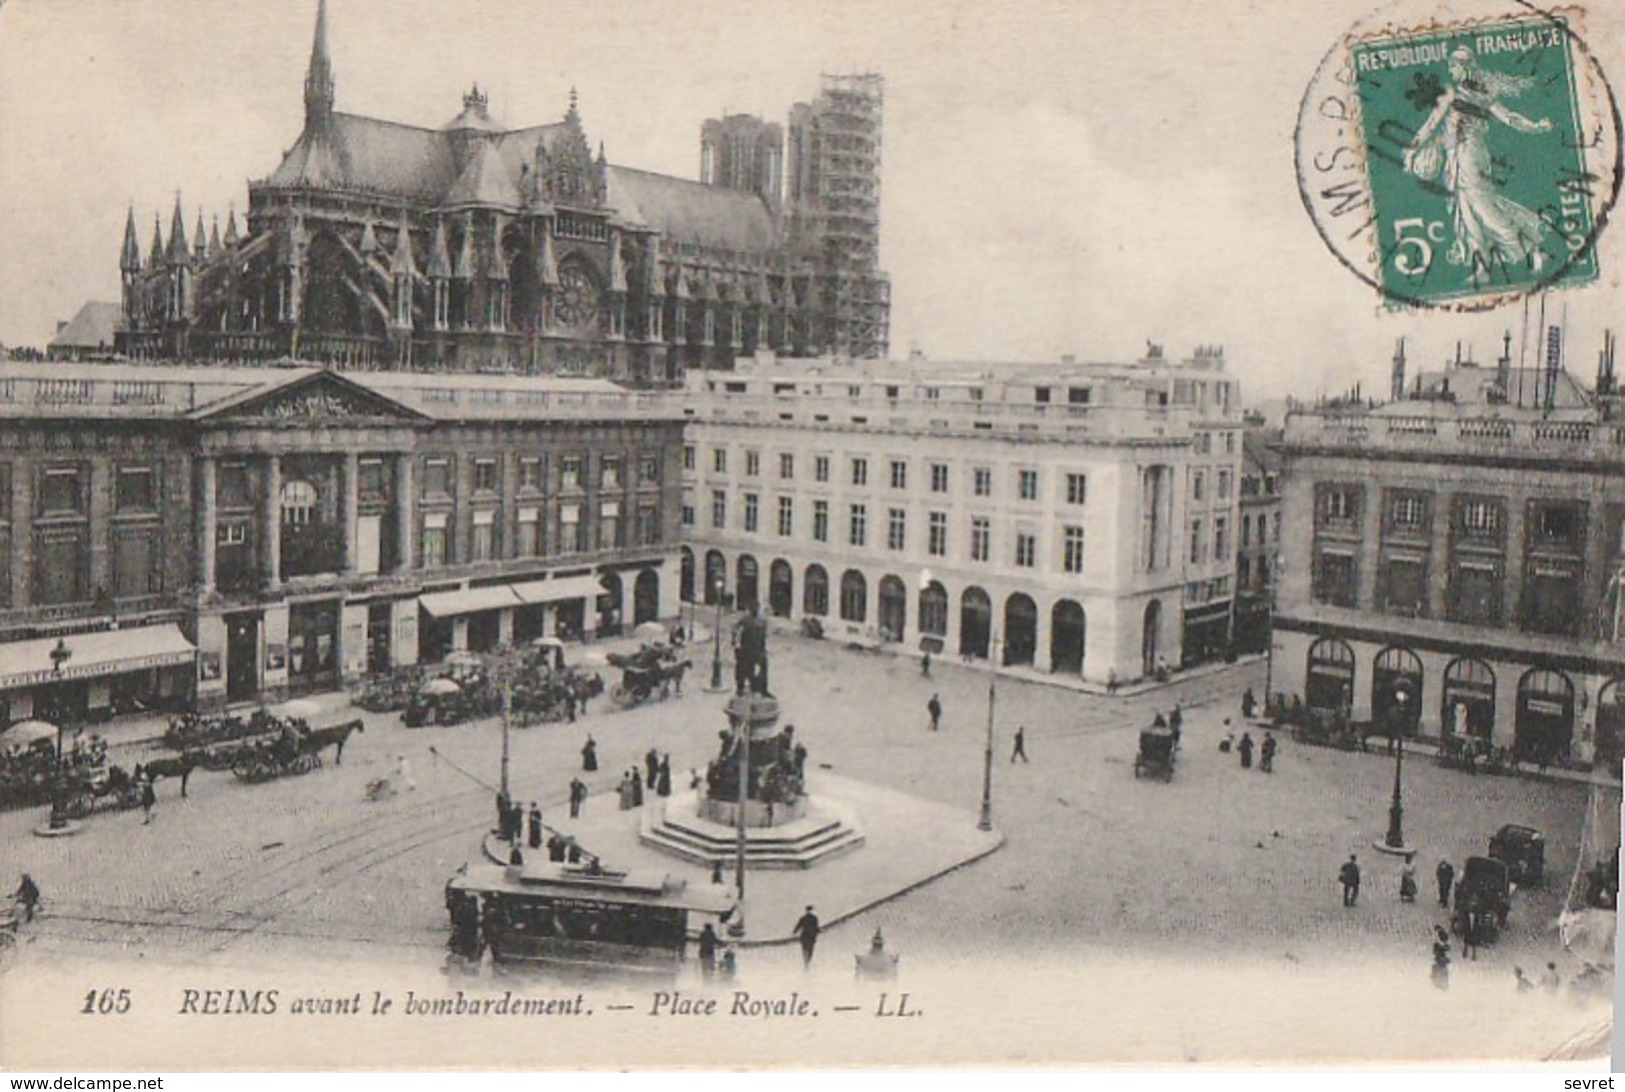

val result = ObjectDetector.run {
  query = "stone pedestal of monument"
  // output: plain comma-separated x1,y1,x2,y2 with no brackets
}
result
640,693,864,869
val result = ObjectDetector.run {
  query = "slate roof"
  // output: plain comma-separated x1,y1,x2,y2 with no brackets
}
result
268,113,460,200
606,166,778,253
444,138,523,210
48,302,125,352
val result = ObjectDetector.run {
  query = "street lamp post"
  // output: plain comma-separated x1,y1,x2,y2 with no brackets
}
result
979,632,998,832
1384,689,1410,851
47,638,73,831
729,705,748,938
708,578,727,693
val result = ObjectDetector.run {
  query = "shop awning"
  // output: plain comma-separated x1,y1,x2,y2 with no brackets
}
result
418,586,522,618
511,575,608,606
0,625,195,691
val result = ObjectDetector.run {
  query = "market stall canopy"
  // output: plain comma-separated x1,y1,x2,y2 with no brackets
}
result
0,719,59,746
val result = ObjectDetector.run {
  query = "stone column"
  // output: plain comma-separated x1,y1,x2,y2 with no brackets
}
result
262,454,281,588
197,456,217,594
395,455,416,572
1426,491,1452,621
1502,497,1526,628
342,452,360,575
1356,486,1383,612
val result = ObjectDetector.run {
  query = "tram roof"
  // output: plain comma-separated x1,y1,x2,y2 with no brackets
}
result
449,862,736,915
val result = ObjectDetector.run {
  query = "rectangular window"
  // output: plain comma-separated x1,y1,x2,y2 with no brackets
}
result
1387,490,1429,534
712,448,728,474
1068,387,1091,405
681,504,695,528
1192,471,1206,502
33,528,87,605
745,450,760,478
851,457,868,487
813,500,829,543
743,493,759,533
890,460,908,490
972,467,992,497
473,458,498,494
849,503,867,547
1214,517,1229,560
887,508,906,551
1217,470,1232,500
471,509,496,562
1018,469,1038,501
1460,497,1502,537
516,507,541,557
40,466,82,515
423,458,451,498
602,456,622,490
930,463,949,493
1318,484,1362,526
779,452,794,480
683,445,696,472
777,496,794,537
218,462,251,509
1531,501,1584,552
1063,526,1085,573
970,517,991,562
359,458,387,501
1447,557,1503,626
1015,532,1036,568
599,500,621,550
1066,473,1087,506
711,490,727,530
116,466,156,512
636,502,659,547
113,526,162,597
815,455,830,483
638,454,659,484
421,512,448,568
1380,555,1427,617
1190,519,1205,564
928,512,948,557
519,456,542,492
562,507,588,555
1312,549,1358,607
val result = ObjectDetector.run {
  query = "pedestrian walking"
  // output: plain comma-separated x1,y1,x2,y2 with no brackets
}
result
1011,726,1029,763
698,923,721,978
1169,703,1183,738
1540,962,1561,993
1241,687,1257,720
1259,731,1277,773
508,843,524,866
1238,732,1254,770
617,772,632,811
528,803,543,850
1339,854,1361,906
1431,926,1451,990
920,650,932,678
631,768,644,807
140,773,157,824
1514,966,1535,993
581,735,598,772
793,905,821,968
645,747,660,791
568,777,585,819
13,874,40,923
1436,859,1455,908
657,754,672,798
927,693,942,732
1400,853,1418,903
1219,719,1235,753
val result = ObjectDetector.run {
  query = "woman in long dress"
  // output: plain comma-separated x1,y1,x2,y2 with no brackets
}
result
1405,45,1555,275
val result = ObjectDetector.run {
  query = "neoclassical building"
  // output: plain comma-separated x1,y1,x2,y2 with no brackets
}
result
115,1,889,381
0,363,684,719
679,349,1244,684
1271,337,1625,771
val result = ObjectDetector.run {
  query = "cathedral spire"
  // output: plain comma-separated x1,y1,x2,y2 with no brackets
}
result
120,206,142,273
224,206,240,249
148,214,164,270
193,208,208,265
304,0,336,128
166,193,190,264
390,215,417,277
209,216,223,260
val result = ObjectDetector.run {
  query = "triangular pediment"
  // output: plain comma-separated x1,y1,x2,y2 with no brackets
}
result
189,368,431,424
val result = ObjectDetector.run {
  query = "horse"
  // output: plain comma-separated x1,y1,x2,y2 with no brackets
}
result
305,720,365,765
140,752,201,797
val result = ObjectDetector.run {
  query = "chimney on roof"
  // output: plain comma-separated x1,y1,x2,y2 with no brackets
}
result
1390,337,1406,402
1497,329,1512,395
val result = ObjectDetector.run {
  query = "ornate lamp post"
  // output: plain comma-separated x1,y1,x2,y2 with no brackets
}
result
979,632,998,832
481,643,522,842
729,703,749,939
1383,687,1410,851
47,638,73,831
708,577,727,693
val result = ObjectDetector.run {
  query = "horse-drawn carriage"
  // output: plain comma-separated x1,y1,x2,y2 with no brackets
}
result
607,646,689,709
58,762,144,818
0,736,61,809
1451,855,1511,943
1134,726,1177,781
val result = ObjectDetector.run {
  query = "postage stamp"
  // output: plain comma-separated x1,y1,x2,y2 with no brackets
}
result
1296,1,1622,310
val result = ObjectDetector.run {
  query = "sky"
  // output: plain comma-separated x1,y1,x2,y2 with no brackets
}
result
0,0,1620,403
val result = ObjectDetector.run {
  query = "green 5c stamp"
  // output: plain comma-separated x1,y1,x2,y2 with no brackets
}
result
1296,2,1621,311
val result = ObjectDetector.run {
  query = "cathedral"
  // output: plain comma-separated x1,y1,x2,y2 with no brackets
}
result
117,1,889,383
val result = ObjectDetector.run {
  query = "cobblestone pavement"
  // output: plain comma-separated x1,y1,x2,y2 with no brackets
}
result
0,634,1604,1029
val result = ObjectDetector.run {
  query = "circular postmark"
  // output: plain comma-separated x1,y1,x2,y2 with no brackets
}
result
1296,0,1622,311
